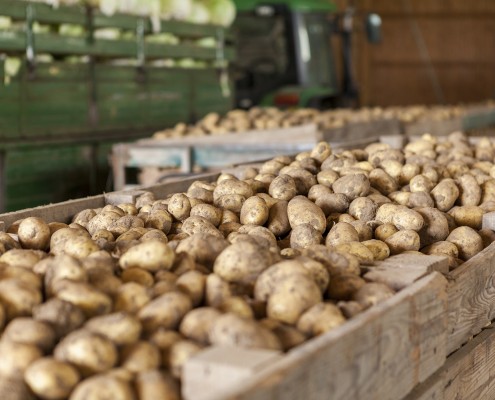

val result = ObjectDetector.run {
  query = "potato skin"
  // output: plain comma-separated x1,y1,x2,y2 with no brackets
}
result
446,226,484,260
332,174,370,200
138,291,192,332
179,307,222,344
240,196,269,226
269,174,297,201
362,239,390,261
327,273,366,301
348,197,377,222
69,374,134,400
24,357,81,400
392,207,424,231
457,174,481,206
119,241,175,272
431,179,460,211
290,224,322,249
449,206,483,230
267,274,322,325
213,242,273,286
326,222,360,247
288,196,326,233
385,230,421,255
209,313,281,351
296,303,346,337
17,217,51,251
267,200,291,237
54,329,117,377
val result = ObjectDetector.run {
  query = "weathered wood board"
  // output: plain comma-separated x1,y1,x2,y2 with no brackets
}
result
183,273,448,400
405,323,495,400
446,242,495,355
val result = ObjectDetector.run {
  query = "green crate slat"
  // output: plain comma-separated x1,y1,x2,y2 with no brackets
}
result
0,31,234,60
28,63,91,80
0,0,231,38
25,82,88,99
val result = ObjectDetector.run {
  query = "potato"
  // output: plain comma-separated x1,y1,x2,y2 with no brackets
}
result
0,232,21,251
113,283,150,314
254,260,308,302
0,340,42,377
240,196,269,226
120,341,160,373
449,206,483,230
213,179,253,202
17,217,51,251
0,278,42,320
138,291,192,332
326,222,360,247
167,193,191,222
85,312,141,346
385,230,421,255
24,357,80,400
302,245,360,276
53,280,112,318
209,313,281,350
375,203,400,225
260,319,306,351
409,175,435,193
176,270,206,306
282,167,317,195
295,256,329,293
350,220,373,241
44,255,87,295
33,299,85,339
317,169,339,187
268,174,297,201
362,239,390,261
327,273,366,300
479,229,495,248
310,141,332,164
69,374,134,400
392,207,424,231
119,240,175,272
166,340,204,379
334,242,375,264
353,282,395,309
416,207,449,247
337,300,364,319
457,174,481,206
135,370,180,400
87,212,121,236
179,307,221,344
3,317,55,352
332,174,370,200
182,216,223,238
175,233,228,269
121,267,153,287
1,263,41,289
145,210,173,234
431,179,460,211
290,223,322,249
0,249,46,269
190,204,223,227
407,191,435,209
348,197,377,222
287,196,326,233
375,223,398,241
218,296,252,319
446,226,484,260
314,193,349,216
205,274,232,307
399,164,421,186
422,241,459,258
369,168,398,195
214,242,273,286
296,303,345,337
72,209,97,228
267,274,322,325
267,200,291,237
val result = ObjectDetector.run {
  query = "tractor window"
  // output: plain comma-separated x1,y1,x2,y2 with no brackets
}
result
297,13,336,88
233,14,289,79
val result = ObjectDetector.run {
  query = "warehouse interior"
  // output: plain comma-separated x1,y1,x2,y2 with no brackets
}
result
1,1,495,399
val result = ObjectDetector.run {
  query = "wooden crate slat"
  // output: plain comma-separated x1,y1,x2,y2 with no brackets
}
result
405,323,495,400
193,273,448,400
446,242,495,355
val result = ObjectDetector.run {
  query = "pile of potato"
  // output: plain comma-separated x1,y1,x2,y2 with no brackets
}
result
1,131,495,399
152,107,389,139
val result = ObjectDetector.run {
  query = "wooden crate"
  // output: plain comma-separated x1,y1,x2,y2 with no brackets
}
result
2,152,495,400
111,118,403,191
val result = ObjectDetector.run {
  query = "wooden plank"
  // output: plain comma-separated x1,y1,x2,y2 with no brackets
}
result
0,195,106,228
209,273,448,400
482,211,495,230
183,347,283,400
405,324,495,400
446,242,495,355
365,254,449,291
